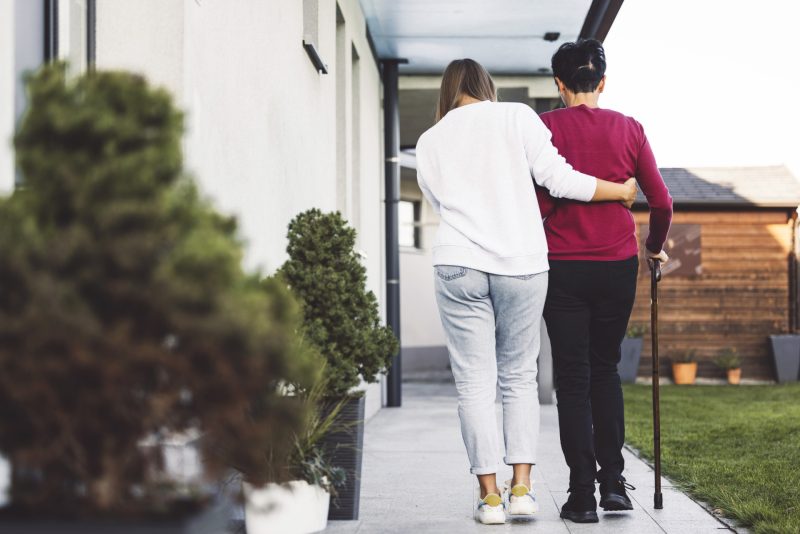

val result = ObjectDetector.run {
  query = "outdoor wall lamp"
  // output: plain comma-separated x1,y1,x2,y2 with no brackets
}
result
303,40,328,74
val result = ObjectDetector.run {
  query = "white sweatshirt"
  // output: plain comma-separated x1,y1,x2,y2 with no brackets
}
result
415,100,597,276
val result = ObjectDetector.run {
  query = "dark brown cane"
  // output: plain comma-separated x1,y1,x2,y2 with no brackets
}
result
650,259,663,509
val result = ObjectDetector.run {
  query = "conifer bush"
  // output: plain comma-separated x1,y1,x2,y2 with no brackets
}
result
280,209,398,398
0,64,317,517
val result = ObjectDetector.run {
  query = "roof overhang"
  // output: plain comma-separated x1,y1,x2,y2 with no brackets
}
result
360,0,624,75
633,166,800,211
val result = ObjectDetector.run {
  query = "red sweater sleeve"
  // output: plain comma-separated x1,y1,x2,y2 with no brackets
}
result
635,124,673,253
536,184,556,219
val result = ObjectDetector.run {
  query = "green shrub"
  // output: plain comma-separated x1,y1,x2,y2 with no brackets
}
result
280,209,398,398
714,347,741,370
0,64,317,516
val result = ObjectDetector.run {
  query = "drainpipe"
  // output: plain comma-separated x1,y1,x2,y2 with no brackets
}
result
791,209,799,333
382,59,406,407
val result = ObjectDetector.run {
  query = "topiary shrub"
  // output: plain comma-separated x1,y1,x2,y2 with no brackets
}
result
0,64,317,517
280,209,398,398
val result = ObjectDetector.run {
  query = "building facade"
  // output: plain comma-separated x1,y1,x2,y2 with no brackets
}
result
1,0,627,410
0,0,389,416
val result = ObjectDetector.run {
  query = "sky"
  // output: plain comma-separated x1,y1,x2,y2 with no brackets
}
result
600,0,800,178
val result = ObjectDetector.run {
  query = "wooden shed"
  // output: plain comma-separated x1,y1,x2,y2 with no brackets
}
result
631,166,800,381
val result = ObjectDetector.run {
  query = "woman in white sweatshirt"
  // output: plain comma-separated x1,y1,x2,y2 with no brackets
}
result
415,58,636,525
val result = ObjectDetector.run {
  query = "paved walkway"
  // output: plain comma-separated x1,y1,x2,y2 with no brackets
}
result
327,383,737,534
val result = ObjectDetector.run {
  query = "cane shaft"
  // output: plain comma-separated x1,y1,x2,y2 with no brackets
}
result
651,261,663,509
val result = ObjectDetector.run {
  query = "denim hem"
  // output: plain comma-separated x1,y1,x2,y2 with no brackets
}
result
504,456,537,466
470,465,499,475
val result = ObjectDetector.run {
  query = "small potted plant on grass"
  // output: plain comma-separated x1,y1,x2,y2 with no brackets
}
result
619,324,647,383
671,350,698,385
714,348,742,385
280,209,399,520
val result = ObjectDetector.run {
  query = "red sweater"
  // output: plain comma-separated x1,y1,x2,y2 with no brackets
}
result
537,105,672,260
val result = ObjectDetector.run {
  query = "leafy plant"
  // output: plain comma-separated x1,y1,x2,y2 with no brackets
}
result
626,324,648,338
714,348,741,370
287,365,346,495
280,209,399,398
672,349,697,364
0,64,316,516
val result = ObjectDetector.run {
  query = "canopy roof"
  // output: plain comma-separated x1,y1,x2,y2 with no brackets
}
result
360,0,621,74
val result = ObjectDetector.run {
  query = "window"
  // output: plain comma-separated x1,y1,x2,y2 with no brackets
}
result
45,0,96,75
399,200,421,249
639,223,702,277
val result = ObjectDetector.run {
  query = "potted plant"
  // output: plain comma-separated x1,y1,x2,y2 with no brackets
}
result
671,350,698,385
714,348,742,385
240,363,345,534
0,64,315,531
280,209,399,520
619,324,647,383
769,332,800,383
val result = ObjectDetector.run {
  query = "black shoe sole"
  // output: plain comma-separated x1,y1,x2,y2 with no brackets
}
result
600,494,634,511
560,510,599,523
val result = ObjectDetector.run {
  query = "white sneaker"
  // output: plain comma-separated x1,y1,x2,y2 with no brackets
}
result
475,493,506,524
503,480,539,516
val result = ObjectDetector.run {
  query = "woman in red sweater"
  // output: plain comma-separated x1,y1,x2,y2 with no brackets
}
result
536,39,673,524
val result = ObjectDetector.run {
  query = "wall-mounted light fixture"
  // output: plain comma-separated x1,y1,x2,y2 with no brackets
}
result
303,40,328,74
302,0,328,74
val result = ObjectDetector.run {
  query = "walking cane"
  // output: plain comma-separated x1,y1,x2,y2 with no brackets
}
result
649,258,663,509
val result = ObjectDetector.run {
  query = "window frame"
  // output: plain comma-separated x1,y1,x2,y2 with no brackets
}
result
398,199,422,250
43,0,96,68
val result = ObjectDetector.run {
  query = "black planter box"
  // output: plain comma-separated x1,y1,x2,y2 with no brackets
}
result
0,499,234,534
618,337,643,384
321,395,365,521
769,334,800,383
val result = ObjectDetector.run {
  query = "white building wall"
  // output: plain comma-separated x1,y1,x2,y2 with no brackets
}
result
96,0,185,104
95,0,388,416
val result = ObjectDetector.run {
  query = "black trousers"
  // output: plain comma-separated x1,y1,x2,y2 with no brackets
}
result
543,256,638,493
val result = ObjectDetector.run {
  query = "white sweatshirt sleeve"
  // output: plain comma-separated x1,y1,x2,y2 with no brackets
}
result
518,106,597,201
415,148,441,213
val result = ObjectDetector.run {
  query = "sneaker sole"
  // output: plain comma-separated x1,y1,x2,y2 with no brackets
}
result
476,510,506,524
600,494,634,511
508,500,539,515
560,510,599,523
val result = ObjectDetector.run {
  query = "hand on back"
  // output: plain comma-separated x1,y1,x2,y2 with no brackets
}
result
620,178,637,209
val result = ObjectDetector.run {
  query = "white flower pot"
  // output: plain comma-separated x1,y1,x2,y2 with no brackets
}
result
243,480,330,534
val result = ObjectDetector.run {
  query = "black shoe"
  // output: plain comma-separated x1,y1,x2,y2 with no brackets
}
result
560,490,599,523
599,477,635,511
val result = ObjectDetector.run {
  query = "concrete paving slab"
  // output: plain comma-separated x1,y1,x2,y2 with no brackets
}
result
323,383,735,534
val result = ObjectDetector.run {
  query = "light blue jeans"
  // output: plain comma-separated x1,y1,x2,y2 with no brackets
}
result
434,265,547,475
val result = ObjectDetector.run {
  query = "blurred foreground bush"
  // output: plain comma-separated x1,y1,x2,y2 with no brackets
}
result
0,64,318,517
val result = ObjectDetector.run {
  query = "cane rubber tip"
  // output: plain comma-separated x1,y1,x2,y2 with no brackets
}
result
654,493,663,509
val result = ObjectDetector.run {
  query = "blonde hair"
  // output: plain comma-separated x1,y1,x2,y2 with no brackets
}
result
435,59,497,122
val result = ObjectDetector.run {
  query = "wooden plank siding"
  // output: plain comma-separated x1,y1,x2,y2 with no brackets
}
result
630,210,795,381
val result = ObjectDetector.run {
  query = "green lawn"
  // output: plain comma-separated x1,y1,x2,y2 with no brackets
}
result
623,384,800,534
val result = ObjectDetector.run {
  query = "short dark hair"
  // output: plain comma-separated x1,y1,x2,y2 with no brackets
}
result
551,39,606,93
